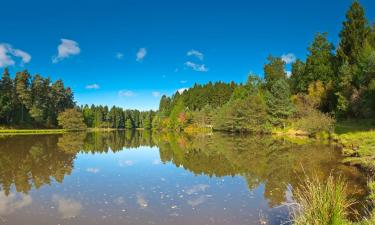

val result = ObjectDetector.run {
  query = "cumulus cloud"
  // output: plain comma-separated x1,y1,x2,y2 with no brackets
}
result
281,53,296,64
52,195,82,219
136,48,147,62
116,52,124,60
187,49,204,60
177,87,189,94
286,70,292,78
85,84,100,90
152,91,161,98
118,90,135,97
0,43,31,67
0,191,32,215
185,61,208,72
52,39,81,63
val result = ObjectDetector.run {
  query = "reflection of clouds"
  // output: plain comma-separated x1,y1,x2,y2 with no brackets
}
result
187,195,206,207
185,184,209,195
86,167,100,173
52,195,82,219
119,160,134,167
0,191,32,215
152,159,161,165
114,196,125,205
136,193,148,209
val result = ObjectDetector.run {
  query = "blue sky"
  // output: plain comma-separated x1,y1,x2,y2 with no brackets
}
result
1,0,374,110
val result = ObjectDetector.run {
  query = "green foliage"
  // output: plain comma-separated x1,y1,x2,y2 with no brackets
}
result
305,33,335,86
0,69,74,128
290,59,306,93
337,0,370,65
57,109,87,130
295,109,335,136
214,95,269,133
266,79,294,127
264,55,286,89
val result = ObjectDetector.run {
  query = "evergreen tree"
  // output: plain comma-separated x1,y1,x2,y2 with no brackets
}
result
290,59,306,93
337,0,370,65
304,33,335,85
264,56,286,90
266,79,294,127
0,68,14,123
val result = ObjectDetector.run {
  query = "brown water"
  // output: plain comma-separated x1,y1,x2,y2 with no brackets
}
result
0,131,369,225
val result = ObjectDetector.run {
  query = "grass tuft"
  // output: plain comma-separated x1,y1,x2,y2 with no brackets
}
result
292,175,353,225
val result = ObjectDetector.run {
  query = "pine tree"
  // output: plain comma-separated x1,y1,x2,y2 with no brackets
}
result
266,79,294,127
264,56,286,90
337,0,370,65
0,68,14,123
304,33,335,85
290,59,306,93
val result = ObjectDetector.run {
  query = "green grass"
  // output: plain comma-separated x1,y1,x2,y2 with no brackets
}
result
0,129,67,135
292,175,353,225
334,120,375,170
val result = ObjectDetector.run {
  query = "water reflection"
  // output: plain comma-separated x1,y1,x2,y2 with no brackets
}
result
0,131,369,224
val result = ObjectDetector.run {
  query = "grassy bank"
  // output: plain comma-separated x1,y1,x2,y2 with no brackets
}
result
0,129,67,135
334,120,375,171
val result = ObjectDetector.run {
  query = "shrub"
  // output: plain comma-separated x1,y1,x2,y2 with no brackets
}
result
57,109,87,130
295,109,335,135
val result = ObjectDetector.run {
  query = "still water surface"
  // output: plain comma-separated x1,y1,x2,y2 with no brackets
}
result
0,131,368,225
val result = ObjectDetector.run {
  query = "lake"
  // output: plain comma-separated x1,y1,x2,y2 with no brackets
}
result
0,131,369,225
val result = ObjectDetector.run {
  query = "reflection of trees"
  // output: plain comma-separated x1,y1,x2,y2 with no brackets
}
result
0,131,367,208
155,132,368,207
0,135,75,195
0,131,155,195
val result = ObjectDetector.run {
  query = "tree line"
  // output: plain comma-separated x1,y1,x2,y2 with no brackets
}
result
0,68,155,129
153,1,375,134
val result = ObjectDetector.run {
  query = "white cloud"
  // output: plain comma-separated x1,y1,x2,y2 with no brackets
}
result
119,159,134,166
118,90,135,97
187,195,207,207
116,52,124,60
185,61,208,72
185,184,209,195
86,167,100,173
180,80,187,84
0,191,32,215
281,53,296,64
152,91,161,97
177,87,189,94
52,39,81,63
0,43,31,67
136,48,147,62
85,84,100,90
52,195,82,219
187,49,204,60
286,70,292,78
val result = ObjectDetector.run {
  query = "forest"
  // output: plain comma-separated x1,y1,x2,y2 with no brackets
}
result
153,1,375,135
0,68,155,129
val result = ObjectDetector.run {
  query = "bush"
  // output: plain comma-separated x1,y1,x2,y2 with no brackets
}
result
295,109,335,135
57,109,87,130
